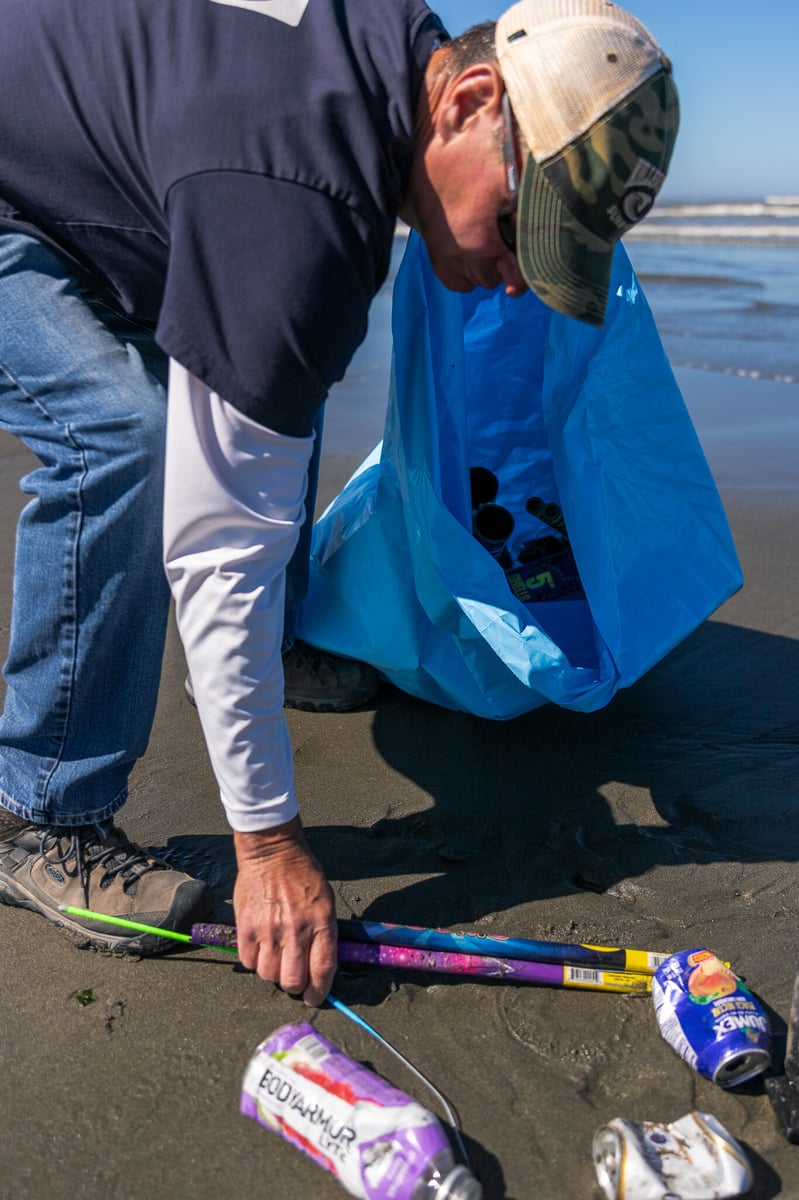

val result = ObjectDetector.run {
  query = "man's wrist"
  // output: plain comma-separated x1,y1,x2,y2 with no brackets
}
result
233,815,307,862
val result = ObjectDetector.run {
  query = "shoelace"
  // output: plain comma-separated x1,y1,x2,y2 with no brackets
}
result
40,824,159,906
286,640,333,681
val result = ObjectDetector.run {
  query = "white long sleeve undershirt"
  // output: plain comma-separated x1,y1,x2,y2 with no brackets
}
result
163,360,315,832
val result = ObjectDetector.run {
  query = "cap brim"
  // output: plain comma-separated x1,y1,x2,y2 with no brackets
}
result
516,153,613,327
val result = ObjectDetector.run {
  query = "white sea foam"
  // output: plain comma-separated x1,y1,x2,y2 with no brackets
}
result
649,201,799,219
628,221,799,243
627,197,799,245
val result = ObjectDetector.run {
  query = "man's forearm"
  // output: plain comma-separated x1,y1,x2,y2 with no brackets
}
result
163,360,315,829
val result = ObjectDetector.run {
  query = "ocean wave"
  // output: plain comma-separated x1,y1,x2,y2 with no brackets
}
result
669,360,798,385
636,272,759,289
629,197,799,245
627,222,799,245
651,200,799,219
750,298,799,317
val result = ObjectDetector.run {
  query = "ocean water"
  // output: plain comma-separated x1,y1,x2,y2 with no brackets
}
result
324,198,798,459
625,198,799,385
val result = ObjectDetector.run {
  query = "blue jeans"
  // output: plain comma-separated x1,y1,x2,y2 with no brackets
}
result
0,232,320,826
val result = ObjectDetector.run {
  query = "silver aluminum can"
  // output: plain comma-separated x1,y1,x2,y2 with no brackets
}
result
593,1111,752,1200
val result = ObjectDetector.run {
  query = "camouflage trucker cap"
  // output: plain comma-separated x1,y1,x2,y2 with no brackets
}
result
496,0,679,325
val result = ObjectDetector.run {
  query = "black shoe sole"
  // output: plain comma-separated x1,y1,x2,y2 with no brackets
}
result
284,696,362,713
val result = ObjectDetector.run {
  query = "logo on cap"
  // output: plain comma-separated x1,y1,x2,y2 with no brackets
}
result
612,158,666,230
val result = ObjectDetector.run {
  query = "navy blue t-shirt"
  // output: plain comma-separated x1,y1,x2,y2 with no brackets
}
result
0,0,444,434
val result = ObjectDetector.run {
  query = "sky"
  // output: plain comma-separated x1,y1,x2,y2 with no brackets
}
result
431,0,799,202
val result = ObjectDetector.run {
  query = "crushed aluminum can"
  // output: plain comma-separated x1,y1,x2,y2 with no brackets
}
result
652,949,771,1087
593,1111,753,1200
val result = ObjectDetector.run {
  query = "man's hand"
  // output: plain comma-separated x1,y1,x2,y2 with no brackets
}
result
233,816,337,1006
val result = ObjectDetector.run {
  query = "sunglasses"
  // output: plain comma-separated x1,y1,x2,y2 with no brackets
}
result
497,90,520,253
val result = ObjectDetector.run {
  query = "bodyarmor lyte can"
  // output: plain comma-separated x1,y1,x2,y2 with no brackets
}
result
651,949,771,1087
241,1023,483,1200
593,1111,753,1200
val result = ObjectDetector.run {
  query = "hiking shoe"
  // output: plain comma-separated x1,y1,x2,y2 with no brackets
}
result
0,819,213,954
184,640,379,714
282,640,379,713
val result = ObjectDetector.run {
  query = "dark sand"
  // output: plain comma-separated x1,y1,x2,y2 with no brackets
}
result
1,367,797,1199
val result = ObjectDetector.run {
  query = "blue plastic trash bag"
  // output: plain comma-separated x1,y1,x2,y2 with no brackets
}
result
296,233,742,719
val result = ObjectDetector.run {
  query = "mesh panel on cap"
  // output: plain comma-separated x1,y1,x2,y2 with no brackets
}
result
507,0,637,21
518,27,659,158
497,1,665,161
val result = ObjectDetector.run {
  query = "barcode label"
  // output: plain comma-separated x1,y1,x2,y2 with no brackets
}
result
295,1033,329,1063
650,953,671,970
566,967,603,985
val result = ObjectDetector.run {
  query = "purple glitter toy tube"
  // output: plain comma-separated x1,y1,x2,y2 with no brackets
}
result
337,940,652,993
241,1023,482,1200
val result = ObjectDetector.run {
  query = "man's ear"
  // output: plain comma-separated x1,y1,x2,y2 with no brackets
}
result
436,63,504,140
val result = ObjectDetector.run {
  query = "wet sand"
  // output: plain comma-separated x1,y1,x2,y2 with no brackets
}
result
1,368,798,1199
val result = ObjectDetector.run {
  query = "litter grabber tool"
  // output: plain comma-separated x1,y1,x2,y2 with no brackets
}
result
58,905,239,953
764,958,799,1142
62,902,488,1197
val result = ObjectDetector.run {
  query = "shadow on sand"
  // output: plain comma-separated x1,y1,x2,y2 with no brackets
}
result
159,618,798,931
150,618,797,1200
